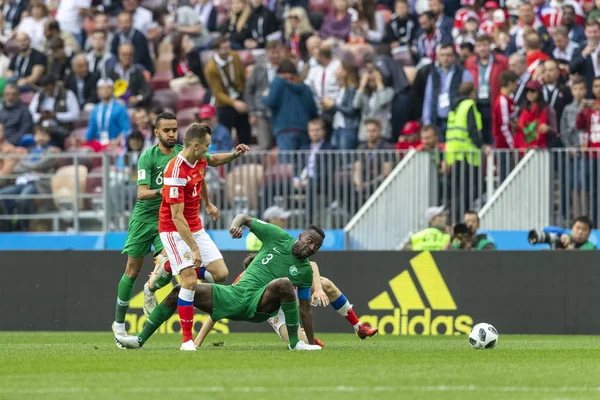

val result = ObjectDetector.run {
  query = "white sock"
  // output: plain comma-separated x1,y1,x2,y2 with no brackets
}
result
202,270,214,283
353,322,361,330
178,287,195,303
114,322,126,332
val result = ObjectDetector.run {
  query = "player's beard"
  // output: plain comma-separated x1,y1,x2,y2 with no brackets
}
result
158,136,176,149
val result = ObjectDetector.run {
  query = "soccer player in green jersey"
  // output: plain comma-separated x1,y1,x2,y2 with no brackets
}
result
115,214,324,351
112,113,249,342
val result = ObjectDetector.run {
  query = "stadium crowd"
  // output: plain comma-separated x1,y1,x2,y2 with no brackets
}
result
0,0,599,231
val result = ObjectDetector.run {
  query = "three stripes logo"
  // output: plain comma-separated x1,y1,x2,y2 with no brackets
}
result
359,251,473,335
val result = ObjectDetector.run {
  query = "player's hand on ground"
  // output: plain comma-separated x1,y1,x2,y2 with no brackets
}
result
235,144,250,157
230,226,243,239
205,203,220,221
192,248,202,268
311,288,329,307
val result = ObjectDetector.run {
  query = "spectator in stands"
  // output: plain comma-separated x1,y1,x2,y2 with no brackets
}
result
491,9,511,53
204,37,251,144
570,20,600,99
46,37,72,83
242,0,280,49
2,0,28,34
299,35,322,80
111,11,154,74
353,67,395,142
0,42,9,78
508,53,530,107
492,71,519,179
84,78,132,150
323,61,360,150
428,0,454,35
384,0,416,49
197,104,234,152
414,12,451,63
0,123,26,188
108,44,153,107
350,0,385,44
84,13,114,53
42,20,81,57
16,1,49,52
284,7,313,62
404,206,450,251
246,206,290,250
552,26,580,63
6,32,47,92
524,32,550,77
86,29,117,78
561,5,585,46
319,0,353,41
458,42,474,66
353,118,394,195
173,1,213,50
220,0,252,49
416,43,473,141
169,34,202,94
507,3,553,56
445,82,489,220
0,124,59,230
244,40,282,149
132,107,155,149
65,54,100,111
29,75,80,148
416,124,444,152
0,84,33,146
55,0,91,46
576,76,600,214
516,80,556,149
561,76,586,152
451,210,496,250
305,44,341,131
262,59,318,151
395,120,421,151
465,35,508,145
542,59,572,136
122,0,161,39
194,0,218,32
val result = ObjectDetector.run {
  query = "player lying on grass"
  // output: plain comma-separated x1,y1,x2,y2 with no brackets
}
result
193,254,377,348
113,120,248,349
115,214,325,351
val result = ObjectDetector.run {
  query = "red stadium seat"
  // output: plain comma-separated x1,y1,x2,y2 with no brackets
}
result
175,87,206,111
309,0,330,13
151,89,178,111
151,70,173,90
237,50,255,66
176,107,200,127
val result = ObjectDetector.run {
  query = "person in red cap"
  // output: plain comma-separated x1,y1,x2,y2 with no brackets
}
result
478,2,499,36
395,120,421,151
515,80,556,149
453,0,477,35
197,104,234,152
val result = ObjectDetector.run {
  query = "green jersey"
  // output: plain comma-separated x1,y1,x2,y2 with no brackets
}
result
237,218,313,291
130,144,183,223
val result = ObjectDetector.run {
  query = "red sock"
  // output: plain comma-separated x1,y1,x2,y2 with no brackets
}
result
345,309,360,326
177,305,194,342
195,268,202,279
164,260,172,274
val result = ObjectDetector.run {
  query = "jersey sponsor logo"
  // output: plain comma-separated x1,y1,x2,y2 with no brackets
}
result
273,247,281,255
138,169,146,180
169,187,178,198
359,252,473,336
289,266,299,276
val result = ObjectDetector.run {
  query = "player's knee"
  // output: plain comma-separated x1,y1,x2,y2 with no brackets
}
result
320,277,333,292
125,257,143,279
211,268,228,283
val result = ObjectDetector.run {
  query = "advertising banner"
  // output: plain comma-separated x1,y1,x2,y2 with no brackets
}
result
1,251,599,335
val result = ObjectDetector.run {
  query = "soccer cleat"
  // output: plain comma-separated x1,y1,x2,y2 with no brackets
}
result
148,254,169,289
180,340,197,351
314,337,326,348
112,322,127,349
289,341,322,351
114,334,141,350
356,322,378,340
143,284,157,317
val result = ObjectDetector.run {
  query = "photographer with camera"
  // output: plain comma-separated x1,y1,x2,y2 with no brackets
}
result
528,216,596,250
448,210,496,250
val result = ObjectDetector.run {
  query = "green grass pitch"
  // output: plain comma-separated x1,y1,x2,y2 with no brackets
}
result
1,333,600,400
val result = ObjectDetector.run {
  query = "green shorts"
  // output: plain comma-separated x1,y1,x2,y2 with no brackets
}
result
122,219,163,258
211,284,276,323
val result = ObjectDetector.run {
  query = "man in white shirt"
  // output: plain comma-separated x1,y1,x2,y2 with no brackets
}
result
304,44,341,133
553,26,580,62
122,0,161,40
55,0,92,45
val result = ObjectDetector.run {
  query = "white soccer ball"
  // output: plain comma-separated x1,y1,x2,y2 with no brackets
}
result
468,323,499,349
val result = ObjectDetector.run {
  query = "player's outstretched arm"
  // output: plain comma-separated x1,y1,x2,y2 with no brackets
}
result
137,184,161,200
310,262,329,307
299,300,315,345
206,144,250,167
229,214,253,238
194,316,215,347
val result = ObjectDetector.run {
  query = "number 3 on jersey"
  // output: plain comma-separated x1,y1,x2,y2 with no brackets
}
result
262,254,273,264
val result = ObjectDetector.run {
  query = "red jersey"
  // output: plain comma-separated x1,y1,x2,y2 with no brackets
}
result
454,8,479,31
158,154,207,233
576,103,600,158
492,93,516,149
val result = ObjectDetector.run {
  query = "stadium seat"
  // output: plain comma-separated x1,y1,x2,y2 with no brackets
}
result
176,107,200,127
175,87,206,111
150,89,178,110
151,70,173,90
309,0,330,13
51,165,88,210
226,164,264,210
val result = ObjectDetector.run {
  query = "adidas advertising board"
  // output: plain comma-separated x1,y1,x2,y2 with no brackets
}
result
1,251,600,334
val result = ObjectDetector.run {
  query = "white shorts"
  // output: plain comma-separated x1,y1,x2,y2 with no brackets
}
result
159,229,223,275
267,308,286,341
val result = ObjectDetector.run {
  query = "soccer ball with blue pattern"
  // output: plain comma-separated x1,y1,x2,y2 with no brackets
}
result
469,323,498,349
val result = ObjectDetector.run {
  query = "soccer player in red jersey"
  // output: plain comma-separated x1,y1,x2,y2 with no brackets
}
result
158,123,245,351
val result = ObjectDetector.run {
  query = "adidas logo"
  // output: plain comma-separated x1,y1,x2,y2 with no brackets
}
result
359,251,473,336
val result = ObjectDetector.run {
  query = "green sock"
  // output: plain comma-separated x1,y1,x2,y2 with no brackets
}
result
138,303,176,346
115,274,136,323
149,272,173,293
281,301,300,349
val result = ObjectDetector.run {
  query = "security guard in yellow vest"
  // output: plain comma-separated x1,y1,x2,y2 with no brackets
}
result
405,205,451,251
444,82,491,221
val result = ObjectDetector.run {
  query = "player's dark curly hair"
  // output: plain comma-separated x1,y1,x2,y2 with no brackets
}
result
306,225,325,239
242,253,257,270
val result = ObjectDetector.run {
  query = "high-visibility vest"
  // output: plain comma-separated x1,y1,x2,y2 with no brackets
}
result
410,227,451,251
445,99,482,166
